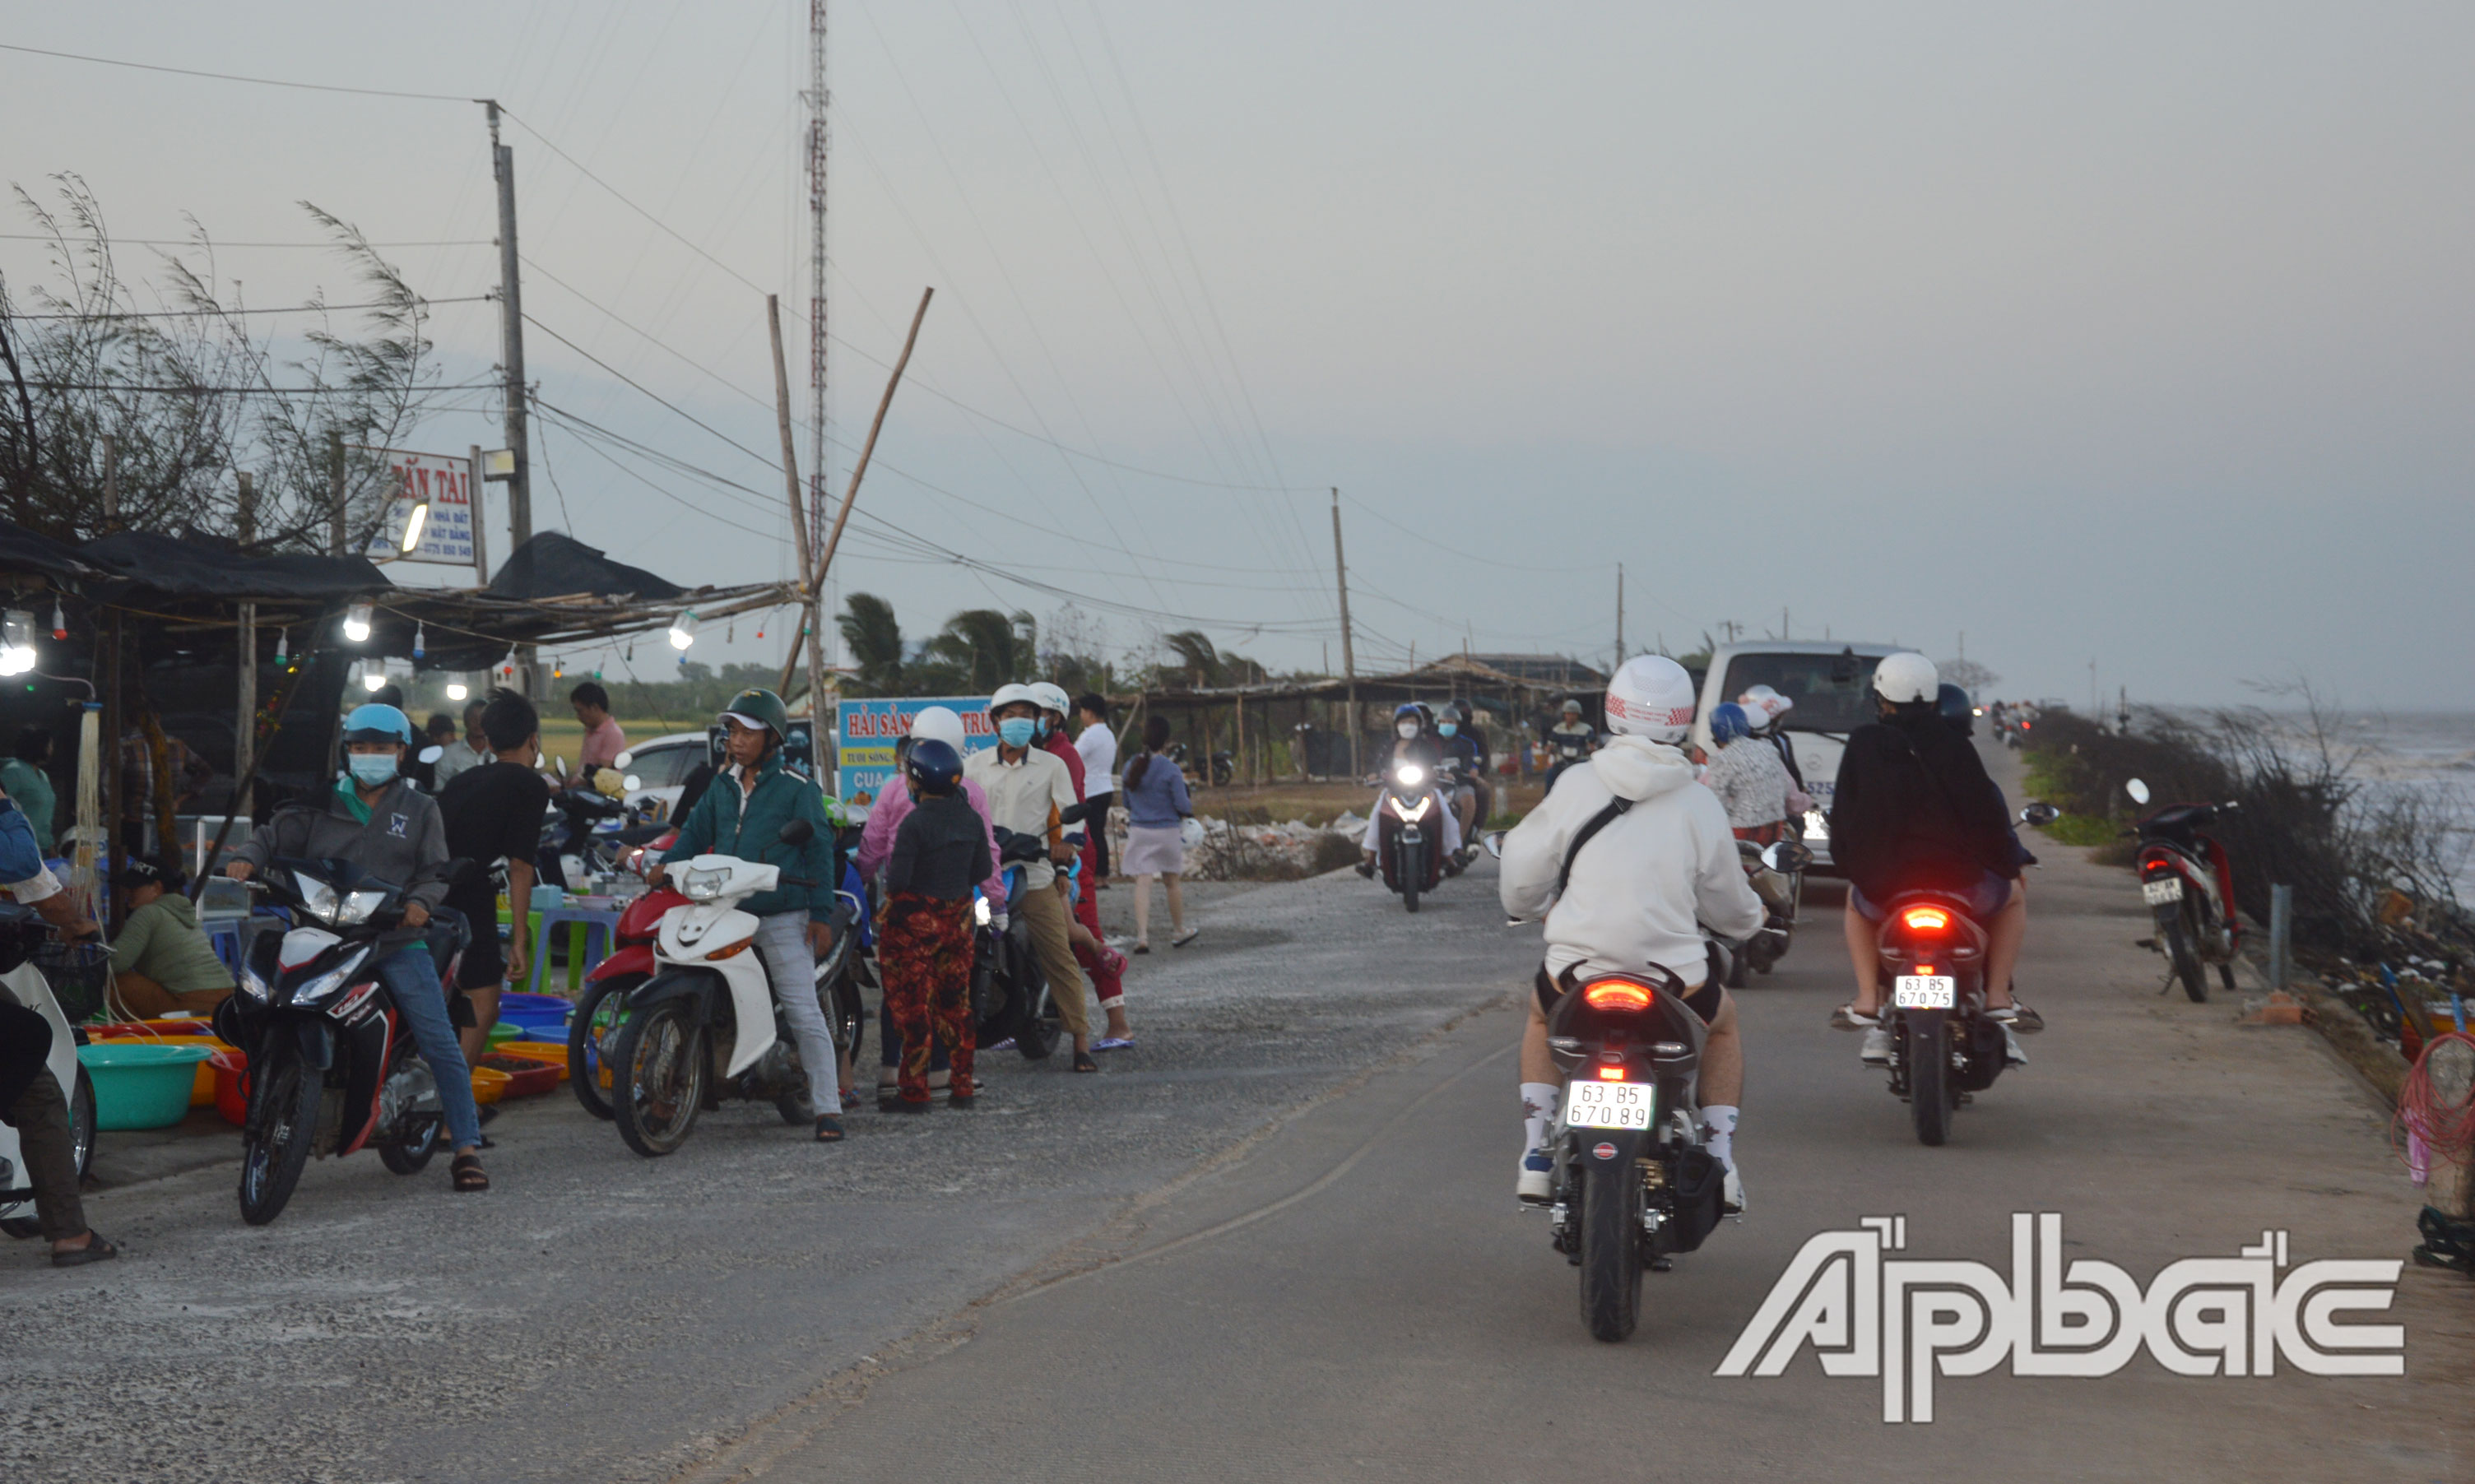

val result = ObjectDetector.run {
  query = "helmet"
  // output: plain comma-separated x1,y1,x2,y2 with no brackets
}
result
342,703,412,746
1603,656,1696,743
988,682,1038,716
1937,682,1975,736
1451,698,1475,726
1026,681,1071,718
905,738,964,796
1738,684,1793,728
909,705,967,753
720,687,791,742
1709,703,1753,746
1872,652,1938,705
1392,701,1432,727
1560,698,1584,716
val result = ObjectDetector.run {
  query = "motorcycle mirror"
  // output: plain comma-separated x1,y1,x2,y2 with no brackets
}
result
2124,778,2151,805
1482,831,1506,860
614,749,634,768
2021,801,2062,827
623,774,643,792
778,819,815,846
550,755,569,778
416,744,445,764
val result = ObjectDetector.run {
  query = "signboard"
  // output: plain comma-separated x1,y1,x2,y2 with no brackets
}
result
358,448,484,573
836,697,996,809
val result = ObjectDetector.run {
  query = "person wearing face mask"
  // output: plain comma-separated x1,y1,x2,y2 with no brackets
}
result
1355,703,1461,878
225,703,488,1193
1026,681,1131,1049
964,684,1096,1072
1436,698,1491,860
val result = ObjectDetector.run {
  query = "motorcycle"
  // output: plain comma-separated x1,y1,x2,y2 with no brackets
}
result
1870,805,2057,1146
1373,758,1446,912
215,856,470,1225
539,785,666,894
1168,742,1234,787
0,908,97,1240
968,832,1073,1060
2124,778,2241,1003
1724,837,1810,985
609,820,858,1156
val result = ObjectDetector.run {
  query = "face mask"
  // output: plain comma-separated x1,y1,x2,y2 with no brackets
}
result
1035,716,1055,740
998,717,1038,749
1437,721,1458,738
1396,721,1419,740
346,753,398,786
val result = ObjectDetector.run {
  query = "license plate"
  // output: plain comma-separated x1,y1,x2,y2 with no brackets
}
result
2143,877,2184,906
1566,1079,1654,1130
1894,975,1955,1009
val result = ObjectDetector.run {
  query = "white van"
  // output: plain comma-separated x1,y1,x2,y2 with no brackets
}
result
1690,641,1903,875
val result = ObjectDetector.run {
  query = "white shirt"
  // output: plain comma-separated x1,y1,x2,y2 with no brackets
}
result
963,745,1080,889
1075,721,1120,796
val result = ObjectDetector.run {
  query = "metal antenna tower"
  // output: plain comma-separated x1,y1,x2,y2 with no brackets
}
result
804,0,829,590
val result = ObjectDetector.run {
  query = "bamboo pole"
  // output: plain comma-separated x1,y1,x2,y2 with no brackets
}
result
807,285,931,597
767,294,828,719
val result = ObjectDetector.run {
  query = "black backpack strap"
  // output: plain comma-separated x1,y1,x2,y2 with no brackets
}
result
1554,795,1634,898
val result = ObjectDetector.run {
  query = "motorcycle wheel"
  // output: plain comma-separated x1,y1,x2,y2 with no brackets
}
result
567,974,641,1121
1906,1011,1954,1148
2217,962,2238,994
612,1000,708,1157
1401,842,1423,914
1725,944,1749,989
239,1041,323,1226
1015,972,1061,1061
775,1067,815,1125
1577,1154,1644,1343
2164,911,2208,1003
70,1067,95,1180
378,1111,443,1175
831,970,866,1073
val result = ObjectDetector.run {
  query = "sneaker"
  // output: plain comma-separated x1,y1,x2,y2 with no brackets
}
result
1516,1151,1554,1204
1988,1003,2045,1034
1354,859,1377,879
2001,1026,2028,1067
1721,1166,1746,1216
1860,1027,1892,1064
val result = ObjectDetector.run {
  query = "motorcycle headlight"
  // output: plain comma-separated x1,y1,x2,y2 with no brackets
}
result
1394,764,1426,789
239,964,272,1001
1388,794,1431,822
681,866,731,902
293,871,340,925
973,895,991,927
332,889,388,926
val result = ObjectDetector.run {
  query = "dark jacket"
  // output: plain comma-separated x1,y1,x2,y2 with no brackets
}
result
888,793,994,902
231,778,453,911
1828,715,2018,904
659,754,838,922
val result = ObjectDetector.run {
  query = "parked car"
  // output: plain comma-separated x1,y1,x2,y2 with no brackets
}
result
611,731,712,821
1690,641,1902,876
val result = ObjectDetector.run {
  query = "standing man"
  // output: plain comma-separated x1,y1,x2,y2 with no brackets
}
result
1029,683,1129,1050
568,681,625,786
0,728,58,856
438,690,547,1067
1071,693,1118,880
965,685,1097,1074
432,698,490,791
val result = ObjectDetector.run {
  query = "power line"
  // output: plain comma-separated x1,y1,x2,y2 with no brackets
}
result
0,41,476,102
0,234,492,249
495,106,777,301
17,377,502,397
5,295,490,322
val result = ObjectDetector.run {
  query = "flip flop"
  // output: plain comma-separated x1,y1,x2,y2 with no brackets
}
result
815,1115,847,1141
1072,1051,1100,1074
50,1231,118,1268
1171,928,1200,948
1131,942,1150,955
1829,1003,1881,1031
1090,1036,1135,1052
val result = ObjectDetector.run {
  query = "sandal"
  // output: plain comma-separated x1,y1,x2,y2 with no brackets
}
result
1830,1003,1881,1031
1072,1050,1099,1074
1171,927,1200,948
451,1154,490,1193
1988,1004,2045,1034
1131,941,1150,955
815,1115,846,1141
50,1231,118,1268
1090,1036,1135,1052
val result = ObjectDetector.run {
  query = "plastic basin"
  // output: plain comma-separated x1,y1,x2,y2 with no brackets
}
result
497,1041,572,1080
470,1065,511,1105
497,992,572,1039
209,1048,249,1127
476,1052,561,1099
486,1022,524,1047
78,1043,214,1130
84,1030,232,1105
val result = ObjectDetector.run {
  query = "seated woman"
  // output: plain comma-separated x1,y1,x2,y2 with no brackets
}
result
108,859,236,1017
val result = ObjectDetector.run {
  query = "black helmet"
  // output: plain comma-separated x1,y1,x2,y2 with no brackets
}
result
905,738,964,796
1937,682,1974,737
1391,702,1432,730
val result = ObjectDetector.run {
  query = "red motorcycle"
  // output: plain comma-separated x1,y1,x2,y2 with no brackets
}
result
568,833,684,1119
2124,778,2242,1003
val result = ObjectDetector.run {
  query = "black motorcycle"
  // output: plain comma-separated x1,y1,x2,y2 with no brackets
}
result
1535,964,1730,1343
2124,778,2241,1003
215,856,469,1224
969,828,1070,1059
1373,758,1446,912
1871,804,2056,1145
538,786,665,893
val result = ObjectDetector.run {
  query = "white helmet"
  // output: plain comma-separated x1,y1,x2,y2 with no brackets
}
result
909,705,967,753
1872,652,1939,705
988,682,1038,715
1603,656,1697,744
1026,680,1071,718
1739,684,1794,726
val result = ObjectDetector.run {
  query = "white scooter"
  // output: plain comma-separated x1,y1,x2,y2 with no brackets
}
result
609,820,838,1156
1,919,97,1237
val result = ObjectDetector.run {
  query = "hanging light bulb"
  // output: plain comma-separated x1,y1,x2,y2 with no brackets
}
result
49,600,65,641
500,645,518,678
0,610,36,677
275,627,289,665
444,679,468,703
667,609,699,651
411,622,426,660
398,497,430,553
360,659,386,693
343,600,374,643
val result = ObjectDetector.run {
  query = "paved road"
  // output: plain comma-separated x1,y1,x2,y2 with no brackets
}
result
10,749,2470,1483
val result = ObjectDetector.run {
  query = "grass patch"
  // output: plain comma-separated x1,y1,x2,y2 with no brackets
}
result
2032,813,2119,848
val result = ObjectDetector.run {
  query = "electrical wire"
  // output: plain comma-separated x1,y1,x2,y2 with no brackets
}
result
0,41,478,101
0,233,490,249
4,295,489,322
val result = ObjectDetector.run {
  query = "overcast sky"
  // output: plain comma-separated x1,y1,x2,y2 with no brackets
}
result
6,2,2468,707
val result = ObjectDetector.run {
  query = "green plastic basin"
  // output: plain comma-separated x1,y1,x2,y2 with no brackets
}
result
78,1042,214,1130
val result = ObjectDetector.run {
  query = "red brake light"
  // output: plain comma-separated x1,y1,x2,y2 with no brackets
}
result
1916,964,1935,976
1901,906,1952,932
1597,1064,1626,1081
1581,980,1654,1013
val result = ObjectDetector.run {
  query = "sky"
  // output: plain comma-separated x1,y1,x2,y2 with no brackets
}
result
3,2,2468,708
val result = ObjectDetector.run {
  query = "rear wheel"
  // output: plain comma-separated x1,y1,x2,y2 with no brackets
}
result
378,1112,442,1174
1577,1154,1644,1342
612,1000,708,1157
239,1041,323,1226
568,975,640,1120
69,1067,95,1180
1906,1011,1953,1148
2164,911,2208,1003
1015,972,1061,1061
1725,944,1749,988
2217,962,2238,994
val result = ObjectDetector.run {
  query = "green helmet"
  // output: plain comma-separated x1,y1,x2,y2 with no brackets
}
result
720,687,792,745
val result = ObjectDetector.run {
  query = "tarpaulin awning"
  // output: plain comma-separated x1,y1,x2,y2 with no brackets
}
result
485,532,681,602
79,530,389,603
0,519,95,582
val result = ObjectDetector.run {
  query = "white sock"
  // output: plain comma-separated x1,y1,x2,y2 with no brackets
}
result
1700,1104,1739,1171
1521,1082,1559,1158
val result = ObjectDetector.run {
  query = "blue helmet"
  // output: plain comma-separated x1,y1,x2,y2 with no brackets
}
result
905,737,964,797
1937,683,1974,737
341,703,412,746
1709,702,1753,746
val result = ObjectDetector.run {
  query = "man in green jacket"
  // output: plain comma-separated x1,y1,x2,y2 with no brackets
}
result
108,860,237,1016
654,689,846,1141
0,727,58,856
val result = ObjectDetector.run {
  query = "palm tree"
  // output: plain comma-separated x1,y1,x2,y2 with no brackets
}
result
1161,630,1224,689
926,609,1038,694
837,592,905,695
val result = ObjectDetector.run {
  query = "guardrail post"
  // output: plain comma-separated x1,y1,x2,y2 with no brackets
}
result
2268,883,2293,991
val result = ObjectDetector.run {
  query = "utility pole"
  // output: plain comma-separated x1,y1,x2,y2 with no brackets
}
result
768,295,827,720
234,472,257,820
805,0,830,619
1330,489,1358,777
486,100,534,692
1783,606,1790,642
2089,659,2098,717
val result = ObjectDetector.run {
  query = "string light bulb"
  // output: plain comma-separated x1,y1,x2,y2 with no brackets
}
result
411,622,425,660
343,600,374,643
49,601,64,641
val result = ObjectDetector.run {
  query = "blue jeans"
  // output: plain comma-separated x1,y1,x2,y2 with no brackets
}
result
1850,871,2012,924
377,944,484,1152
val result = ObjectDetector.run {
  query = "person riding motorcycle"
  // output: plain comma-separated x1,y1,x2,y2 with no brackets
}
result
1436,699,1490,862
1356,703,1462,877
1737,684,1811,804
1701,703,1799,921
1544,698,1596,787
649,688,847,1142
1025,679,1131,1049
1827,654,2036,1067
1499,656,1764,1213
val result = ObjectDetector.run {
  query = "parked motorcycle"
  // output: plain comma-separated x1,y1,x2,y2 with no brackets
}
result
215,856,470,1224
1373,758,1446,912
1869,805,2058,1146
1723,837,1811,985
2124,778,2242,1003
1168,742,1235,787
539,785,665,893
967,832,1072,1060
0,907,97,1239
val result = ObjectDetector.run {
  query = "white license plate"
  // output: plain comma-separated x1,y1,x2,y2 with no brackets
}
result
1566,1079,1654,1130
2143,877,2184,906
1894,975,1955,1009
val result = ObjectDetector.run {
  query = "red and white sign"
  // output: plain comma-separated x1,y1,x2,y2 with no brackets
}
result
359,448,483,572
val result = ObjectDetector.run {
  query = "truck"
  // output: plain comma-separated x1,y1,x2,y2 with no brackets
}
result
1688,640,1905,876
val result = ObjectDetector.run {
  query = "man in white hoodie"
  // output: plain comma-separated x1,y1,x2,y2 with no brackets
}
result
1499,656,1767,1211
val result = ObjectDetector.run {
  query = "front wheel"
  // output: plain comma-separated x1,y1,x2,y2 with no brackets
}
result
612,1000,708,1157
1906,1011,1954,1148
1577,1155,1644,1342
1400,842,1423,913
568,974,642,1121
2163,910,2207,1003
69,1067,95,1180
239,1041,323,1226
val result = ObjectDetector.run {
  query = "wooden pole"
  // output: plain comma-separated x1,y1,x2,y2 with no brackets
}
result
768,294,828,719
1330,489,1358,778
1236,692,1248,789
235,471,257,819
807,285,932,600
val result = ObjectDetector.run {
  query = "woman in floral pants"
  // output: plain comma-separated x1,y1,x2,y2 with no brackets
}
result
878,740,991,1109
